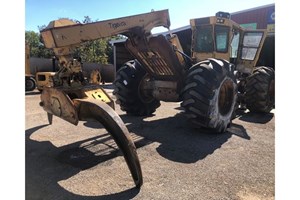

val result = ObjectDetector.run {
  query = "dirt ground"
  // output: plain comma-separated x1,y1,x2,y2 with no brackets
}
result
25,84,275,200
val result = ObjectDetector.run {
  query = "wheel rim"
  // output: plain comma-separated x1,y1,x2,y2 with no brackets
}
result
138,74,155,103
218,79,235,116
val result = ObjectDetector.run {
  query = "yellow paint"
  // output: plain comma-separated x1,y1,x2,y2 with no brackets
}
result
85,89,111,103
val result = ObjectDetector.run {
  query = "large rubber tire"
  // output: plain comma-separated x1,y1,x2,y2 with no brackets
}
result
244,66,275,113
113,60,160,116
25,77,36,91
181,58,237,133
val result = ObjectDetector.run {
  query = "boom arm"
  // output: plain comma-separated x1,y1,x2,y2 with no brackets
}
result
41,9,170,51
40,9,170,87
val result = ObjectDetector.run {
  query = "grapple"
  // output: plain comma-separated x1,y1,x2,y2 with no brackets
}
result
37,9,171,189
39,85,143,188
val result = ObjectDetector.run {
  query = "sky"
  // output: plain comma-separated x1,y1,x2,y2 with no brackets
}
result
25,0,275,33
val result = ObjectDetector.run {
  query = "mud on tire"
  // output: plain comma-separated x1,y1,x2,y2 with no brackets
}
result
113,60,160,116
244,66,275,113
181,58,237,133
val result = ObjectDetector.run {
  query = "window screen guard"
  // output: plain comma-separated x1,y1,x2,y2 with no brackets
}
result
241,32,264,61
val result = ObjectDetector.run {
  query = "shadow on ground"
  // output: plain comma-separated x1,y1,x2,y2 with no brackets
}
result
26,111,251,199
25,90,41,96
26,125,140,200
117,113,250,163
236,109,274,124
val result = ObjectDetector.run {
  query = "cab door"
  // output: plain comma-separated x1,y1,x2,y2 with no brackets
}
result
236,30,267,74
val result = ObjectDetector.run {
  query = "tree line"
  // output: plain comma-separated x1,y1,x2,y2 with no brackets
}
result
25,16,124,64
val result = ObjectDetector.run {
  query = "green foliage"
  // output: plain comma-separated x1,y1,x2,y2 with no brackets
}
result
73,16,112,64
25,31,39,56
74,38,110,64
25,30,53,58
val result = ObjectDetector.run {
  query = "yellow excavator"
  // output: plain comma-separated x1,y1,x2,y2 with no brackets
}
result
40,9,273,187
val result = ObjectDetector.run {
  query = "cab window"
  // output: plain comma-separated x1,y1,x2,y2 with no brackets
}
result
241,32,264,60
215,25,229,53
194,25,213,52
230,31,240,58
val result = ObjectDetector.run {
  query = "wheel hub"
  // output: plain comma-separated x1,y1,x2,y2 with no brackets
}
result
218,79,235,116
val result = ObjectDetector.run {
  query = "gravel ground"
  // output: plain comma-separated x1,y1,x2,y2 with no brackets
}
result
25,85,275,200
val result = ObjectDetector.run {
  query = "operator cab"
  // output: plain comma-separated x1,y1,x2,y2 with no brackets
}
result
190,11,267,74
